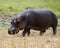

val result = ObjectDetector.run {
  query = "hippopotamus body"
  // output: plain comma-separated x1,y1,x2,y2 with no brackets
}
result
8,9,58,37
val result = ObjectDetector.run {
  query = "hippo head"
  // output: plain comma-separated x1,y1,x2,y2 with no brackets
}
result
8,16,26,35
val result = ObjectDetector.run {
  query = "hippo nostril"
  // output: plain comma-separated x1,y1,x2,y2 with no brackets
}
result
8,30,11,34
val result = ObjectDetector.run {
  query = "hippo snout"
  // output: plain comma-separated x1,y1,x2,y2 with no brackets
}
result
8,27,19,35
8,28,15,35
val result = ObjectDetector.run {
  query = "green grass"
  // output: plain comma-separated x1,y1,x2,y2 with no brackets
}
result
0,0,60,18
0,24,10,29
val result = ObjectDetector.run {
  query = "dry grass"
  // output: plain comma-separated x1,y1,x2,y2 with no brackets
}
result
0,26,60,48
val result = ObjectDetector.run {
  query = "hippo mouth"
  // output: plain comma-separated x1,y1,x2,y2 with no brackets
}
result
8,28,19,35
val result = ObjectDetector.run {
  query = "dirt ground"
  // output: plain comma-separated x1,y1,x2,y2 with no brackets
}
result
0,20,60,48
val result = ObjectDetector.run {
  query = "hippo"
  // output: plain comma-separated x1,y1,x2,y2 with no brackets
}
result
8,9,58,37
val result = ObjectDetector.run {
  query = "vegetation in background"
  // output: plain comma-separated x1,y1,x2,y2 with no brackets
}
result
0,0,60,18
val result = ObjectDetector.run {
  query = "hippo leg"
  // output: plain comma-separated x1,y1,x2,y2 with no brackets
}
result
52,26,57,35
22,31,27,37
40,29,46,36
22,27,28,37
27,27,30,36
22,26,30,37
